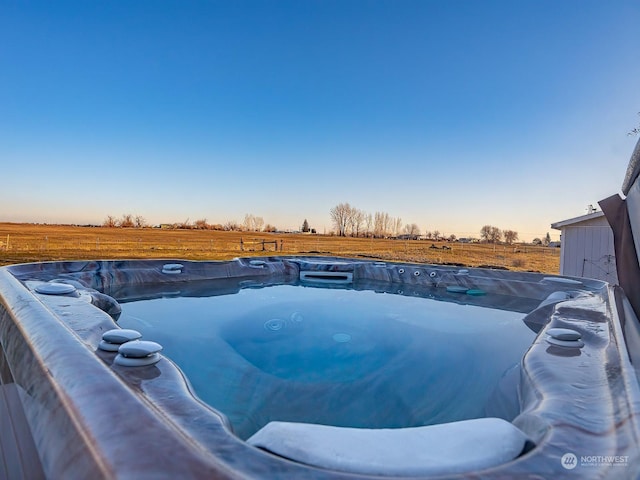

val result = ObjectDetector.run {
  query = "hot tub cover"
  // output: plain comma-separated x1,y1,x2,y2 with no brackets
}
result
247,418,530,476
622,137,640,195
600,136,640,318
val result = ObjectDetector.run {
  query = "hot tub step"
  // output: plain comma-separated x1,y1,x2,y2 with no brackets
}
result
0,384,45,480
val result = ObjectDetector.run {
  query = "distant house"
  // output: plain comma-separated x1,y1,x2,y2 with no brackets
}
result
397,234,420,240
551,211,618,283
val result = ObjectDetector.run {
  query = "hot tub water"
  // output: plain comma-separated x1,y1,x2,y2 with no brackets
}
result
118,283,534,439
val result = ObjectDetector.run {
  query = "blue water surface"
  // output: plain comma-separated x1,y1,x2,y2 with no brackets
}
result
118,284,535,439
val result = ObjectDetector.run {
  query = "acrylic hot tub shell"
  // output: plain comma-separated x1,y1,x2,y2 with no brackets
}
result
0,257,639,479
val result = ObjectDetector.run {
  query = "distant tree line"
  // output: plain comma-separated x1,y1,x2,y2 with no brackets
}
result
103,214,147,228
330,202,404,238
103,211,543,245
478,227,556,246
102,213,278,232
329,203,525,243
423,230,458,242
479,225,519,244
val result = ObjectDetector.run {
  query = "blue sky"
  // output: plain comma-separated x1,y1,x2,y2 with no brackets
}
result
1,1,639,240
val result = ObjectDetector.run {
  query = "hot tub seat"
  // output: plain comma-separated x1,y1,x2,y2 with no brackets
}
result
247,417,531,476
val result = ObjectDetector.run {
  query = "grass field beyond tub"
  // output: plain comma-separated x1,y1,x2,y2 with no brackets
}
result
0,223,560,273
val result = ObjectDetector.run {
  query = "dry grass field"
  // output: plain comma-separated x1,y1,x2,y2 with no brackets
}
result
0,223,560,273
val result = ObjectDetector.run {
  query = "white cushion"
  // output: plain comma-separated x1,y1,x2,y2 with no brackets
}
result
247,417,529,476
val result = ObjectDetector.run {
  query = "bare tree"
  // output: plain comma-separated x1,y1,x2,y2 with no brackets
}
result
134,215,147,228
371,211,405,238
480,225,504,243
243,214,254,231
103,215,118,228
224,220,241,231
194,218,210,230
480,225,494,243
373,211,387,238
503,230,519,245
492,227,503,243
330,203,353,236
403,223,421,238
393,217,403,237
352,209,366,237
120,214,135,228
365,213,373,237
176,218,191,229
242,214,264,232
480,225,491,242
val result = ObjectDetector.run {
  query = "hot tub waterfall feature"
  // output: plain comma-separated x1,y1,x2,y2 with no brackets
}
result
0,257,639,478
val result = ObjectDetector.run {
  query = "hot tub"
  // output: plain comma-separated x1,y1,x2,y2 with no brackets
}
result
0,257,639,478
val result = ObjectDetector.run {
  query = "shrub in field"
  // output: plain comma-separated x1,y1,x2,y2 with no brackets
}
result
512,258,525,268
